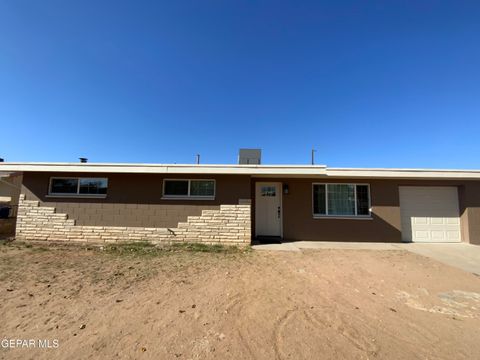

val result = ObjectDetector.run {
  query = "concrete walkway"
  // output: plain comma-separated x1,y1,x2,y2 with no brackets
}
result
252,241,400,252
252,241,480,275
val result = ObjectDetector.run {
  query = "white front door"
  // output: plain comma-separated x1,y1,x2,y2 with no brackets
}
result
399,186,462,243
255,182,282,237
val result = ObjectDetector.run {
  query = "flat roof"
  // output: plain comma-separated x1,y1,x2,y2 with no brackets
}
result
1,162,480,179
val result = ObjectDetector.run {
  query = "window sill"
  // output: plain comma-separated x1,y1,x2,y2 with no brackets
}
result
46,194,107,199
161,196,215,201
313,215,373,220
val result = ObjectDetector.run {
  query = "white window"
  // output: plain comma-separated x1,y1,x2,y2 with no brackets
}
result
313,183,371,217
48,177,108,197
163,179,215,199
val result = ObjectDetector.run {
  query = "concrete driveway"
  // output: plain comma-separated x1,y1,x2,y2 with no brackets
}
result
396,243,480,275
252,241,480,275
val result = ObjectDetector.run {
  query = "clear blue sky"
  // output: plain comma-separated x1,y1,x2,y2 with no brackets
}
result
1,1,479,168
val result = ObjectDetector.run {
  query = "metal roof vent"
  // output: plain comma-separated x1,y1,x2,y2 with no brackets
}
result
0,158,4,162
238,149,261,165
79,157,88,163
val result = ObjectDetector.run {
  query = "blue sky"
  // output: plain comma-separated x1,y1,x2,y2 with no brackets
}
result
1,1,479,168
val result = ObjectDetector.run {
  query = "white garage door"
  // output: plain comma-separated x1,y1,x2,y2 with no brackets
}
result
399,186,461,243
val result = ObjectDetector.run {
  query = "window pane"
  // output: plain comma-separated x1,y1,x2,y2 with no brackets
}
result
50,178,78,194
356,185,370,215
327,184,355,215
190,180,214,196
313,184,326,215
79,178,108,195
261,185,276,197
164,180,189,196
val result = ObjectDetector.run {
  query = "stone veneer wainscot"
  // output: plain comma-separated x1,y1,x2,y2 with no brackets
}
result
15,194,251,245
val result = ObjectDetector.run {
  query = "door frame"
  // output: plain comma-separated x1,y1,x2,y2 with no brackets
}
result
254,181,283,238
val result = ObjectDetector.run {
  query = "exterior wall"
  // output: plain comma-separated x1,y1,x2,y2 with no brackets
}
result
0,174,22,236
253,178,480,244
0,173,22,214
459,182,480,245
16,195,250,245
252,178,401,243
22,172,251,228
0,173,22,201
16,171,480,245
0,218,16,236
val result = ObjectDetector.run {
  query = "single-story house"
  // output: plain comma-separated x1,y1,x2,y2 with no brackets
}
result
1,155,480,246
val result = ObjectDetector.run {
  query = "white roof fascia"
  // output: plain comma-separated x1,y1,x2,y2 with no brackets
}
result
0,163,327,176
1,163,480,179
326,168,480,179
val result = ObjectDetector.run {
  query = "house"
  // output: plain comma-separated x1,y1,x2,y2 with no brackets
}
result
1,151,480,246
0,172,22,236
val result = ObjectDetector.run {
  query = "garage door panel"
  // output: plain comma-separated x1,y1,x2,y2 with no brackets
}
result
414,217,428,225
399,186,461,243
447,231,461,241
414,231,430,241
430,217,448,225
431,231,446,240
446,218,460,225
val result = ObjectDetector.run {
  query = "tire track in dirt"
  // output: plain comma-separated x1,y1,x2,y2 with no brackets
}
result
221,287,258,359
304,309,379,356
273,308,298,360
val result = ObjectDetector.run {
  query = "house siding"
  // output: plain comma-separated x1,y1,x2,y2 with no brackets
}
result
253,178,480,245
252,178,401,243
16,172,480,245
21,172,251,228
459,182,480,245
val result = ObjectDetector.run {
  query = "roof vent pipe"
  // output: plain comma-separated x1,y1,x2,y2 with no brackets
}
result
79,157,88,163
195,154,200,164
0,158,4,162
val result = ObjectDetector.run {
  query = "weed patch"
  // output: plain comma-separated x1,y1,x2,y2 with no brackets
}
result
102,241,250,257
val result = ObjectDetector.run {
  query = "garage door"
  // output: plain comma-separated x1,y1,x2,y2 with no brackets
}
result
399,186,461,243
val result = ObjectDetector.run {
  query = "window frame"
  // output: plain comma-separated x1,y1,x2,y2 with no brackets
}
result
47,177,108,198
162,179,216,200
312,183,372,219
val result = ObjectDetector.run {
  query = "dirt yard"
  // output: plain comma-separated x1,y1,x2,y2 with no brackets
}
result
1,241,479,360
